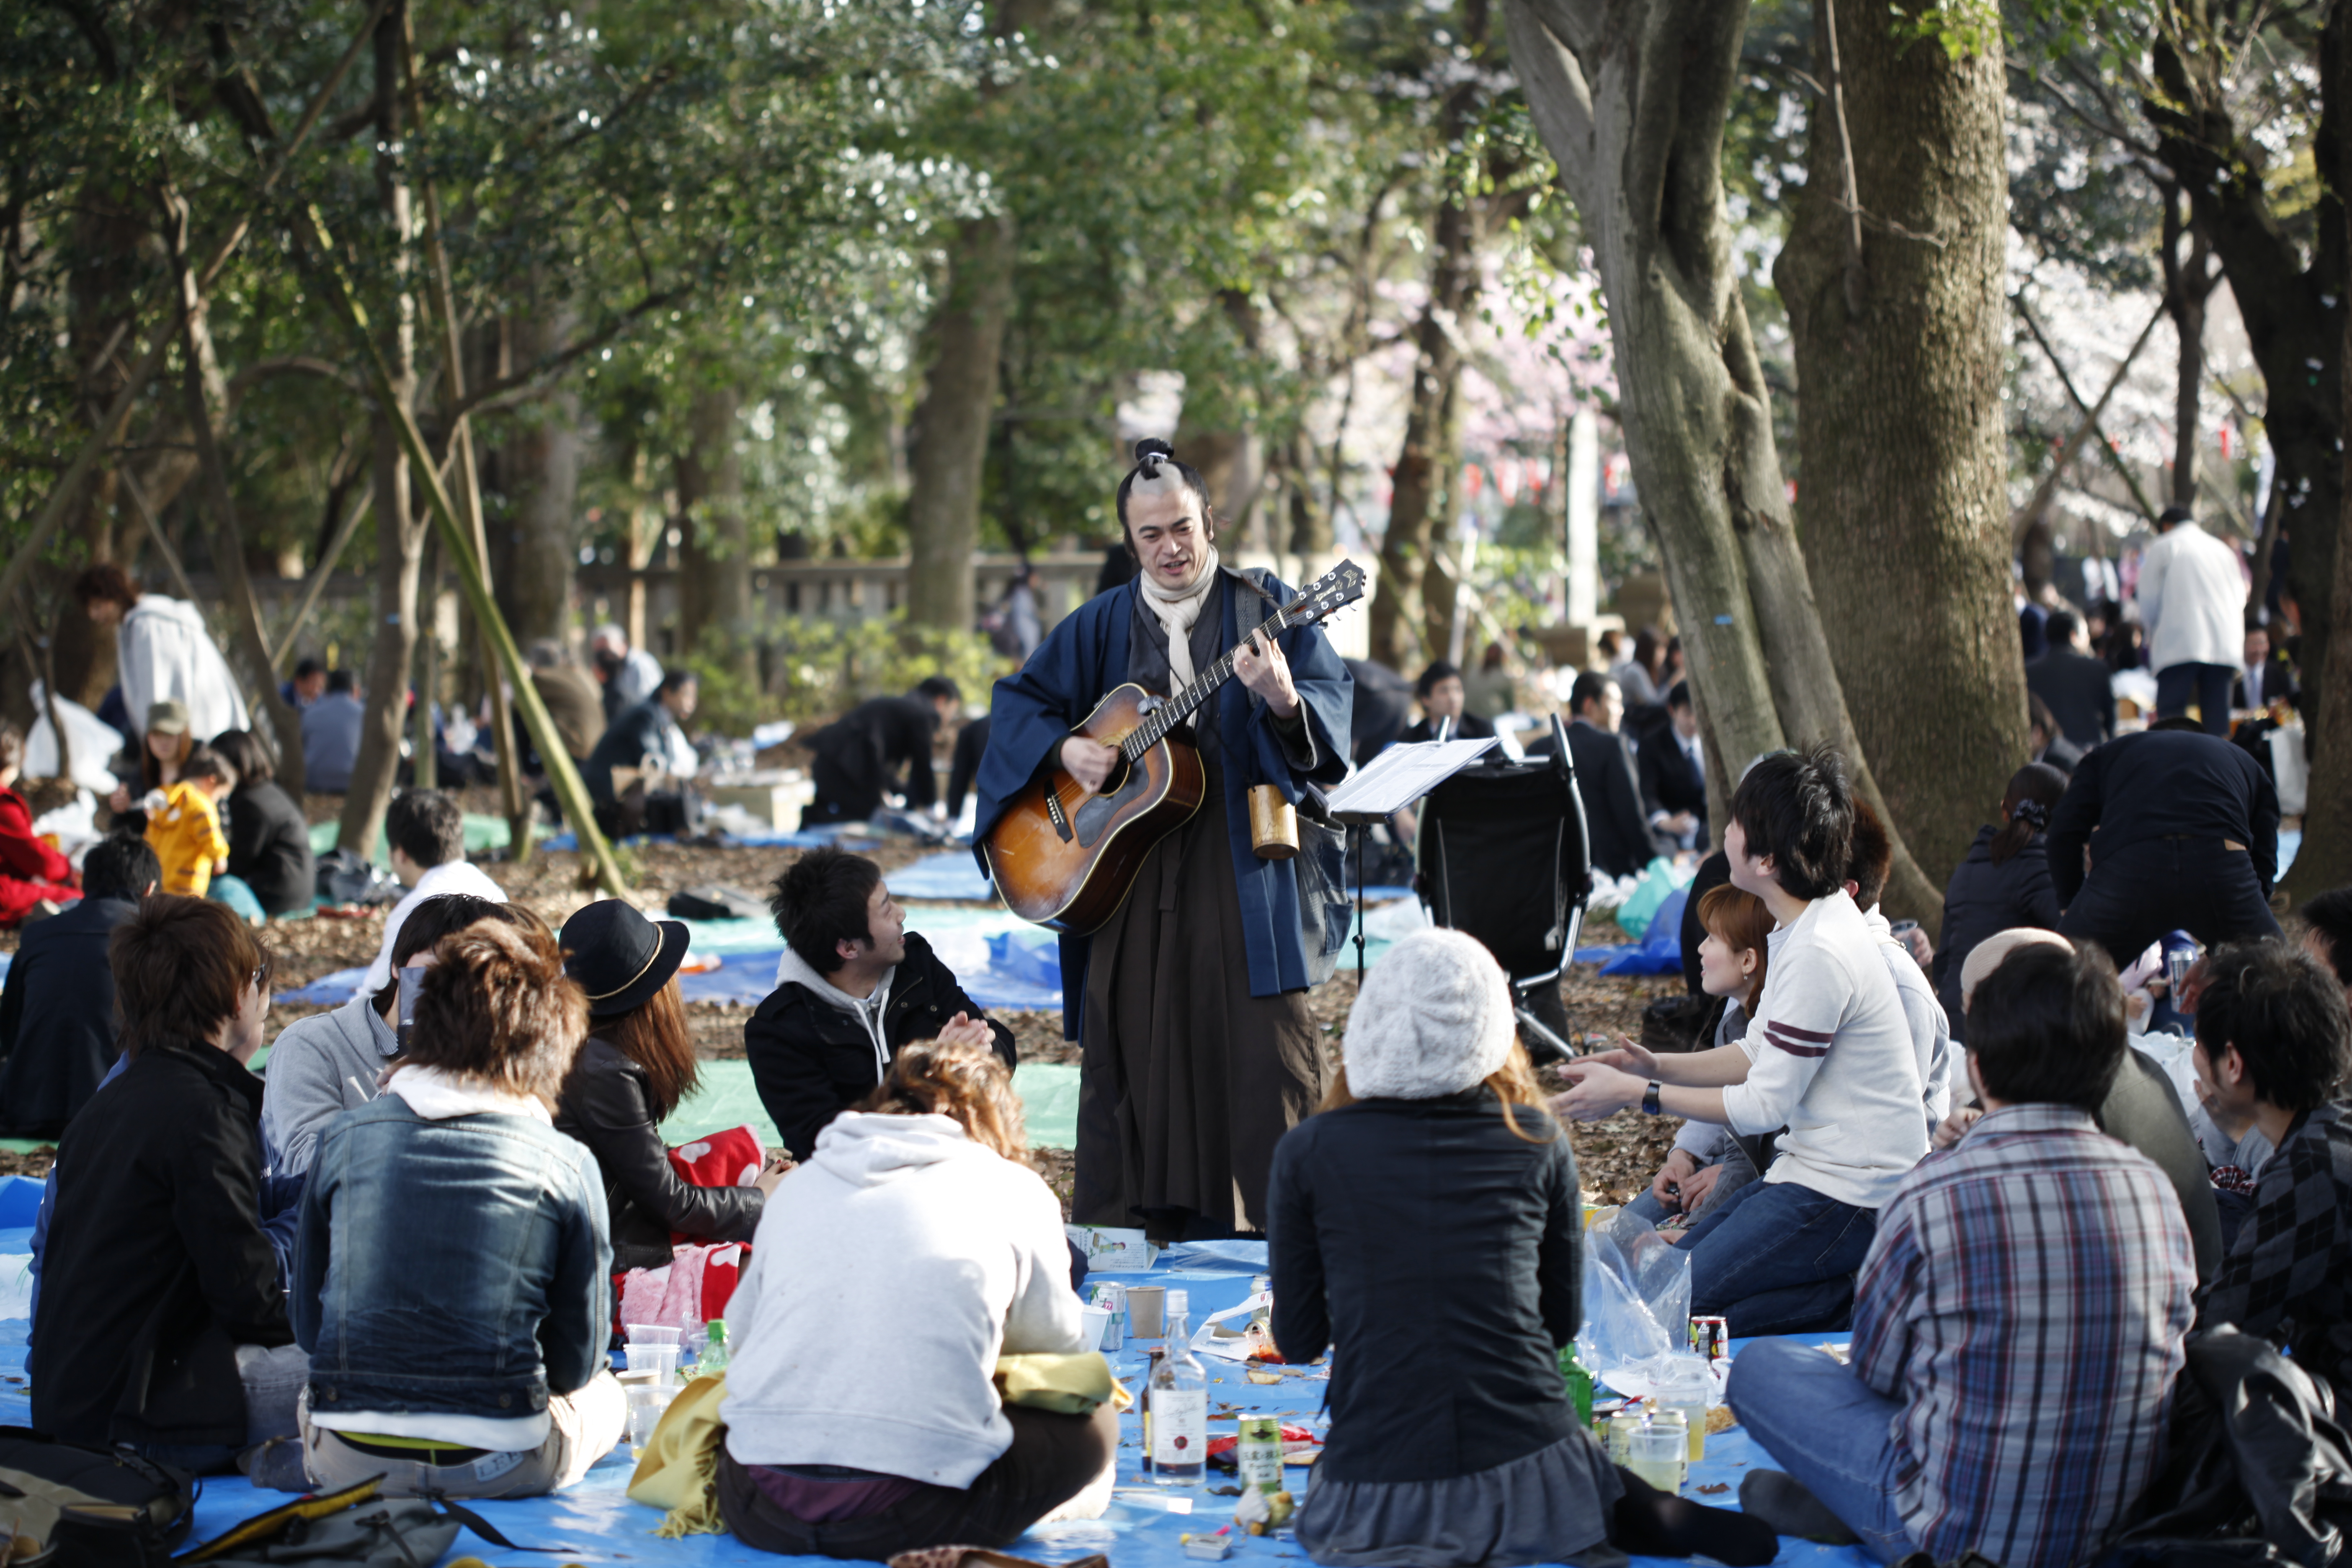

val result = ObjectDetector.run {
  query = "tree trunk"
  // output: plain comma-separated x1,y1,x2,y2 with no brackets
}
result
1772,0,2024,892
502,302,582,647
339,1,422,857
905,212,1015,631
676,383,754,680
1371,198,1475,671
56,192,144,707
2162,190,2215,511
2146,17,2344,774
1504,0,1945,929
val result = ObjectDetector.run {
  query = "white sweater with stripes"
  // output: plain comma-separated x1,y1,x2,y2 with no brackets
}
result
1721,890,1928,1210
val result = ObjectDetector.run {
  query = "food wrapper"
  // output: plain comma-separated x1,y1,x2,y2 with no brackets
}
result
1065,1224,1158,1272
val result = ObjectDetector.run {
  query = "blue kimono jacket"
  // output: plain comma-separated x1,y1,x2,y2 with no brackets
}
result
972,570,1354,1037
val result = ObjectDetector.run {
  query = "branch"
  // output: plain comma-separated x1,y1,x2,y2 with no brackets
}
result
225,355,362,405
448,290,685,419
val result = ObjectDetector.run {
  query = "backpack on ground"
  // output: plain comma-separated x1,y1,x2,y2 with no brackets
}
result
0,1427,193,1565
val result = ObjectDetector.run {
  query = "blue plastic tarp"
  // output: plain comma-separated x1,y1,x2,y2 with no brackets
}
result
0,1253,1871,1568
1599,886,1688,976
887,851,999,902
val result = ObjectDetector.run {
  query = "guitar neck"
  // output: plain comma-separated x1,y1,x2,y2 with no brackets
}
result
1119,606,1300,761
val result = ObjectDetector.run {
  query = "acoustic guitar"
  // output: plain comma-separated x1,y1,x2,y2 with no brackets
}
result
983,560,1368,934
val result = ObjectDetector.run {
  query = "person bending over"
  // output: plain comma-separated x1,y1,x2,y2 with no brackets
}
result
261,892,519,1174
1556,745,1924,1334
802,676,961,827
295,920,624,1498
1271,928,1776,1568
745,849,1014,1161
360,789,505,994
555,899,787,1271
0,834,158,1137
2192,939,2352,1397
1932,763,2066,1042
1629,885,1774,1228
1731,941,2196,1567
31,897,304,1472
717,1039,1109,1556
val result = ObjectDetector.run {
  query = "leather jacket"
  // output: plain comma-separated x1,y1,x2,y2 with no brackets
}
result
555,1036,764,1271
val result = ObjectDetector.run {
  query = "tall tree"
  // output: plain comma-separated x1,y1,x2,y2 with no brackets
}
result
905,210,1016,631
1502,0,1945,925
1774,0,2025,887
676,382,755,681
500,303,583,648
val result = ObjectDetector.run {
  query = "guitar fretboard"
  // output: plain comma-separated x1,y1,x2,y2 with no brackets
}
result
1118,606,1300,761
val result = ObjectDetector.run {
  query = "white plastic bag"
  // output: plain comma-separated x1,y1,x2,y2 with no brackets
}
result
1579,1209,1692,1386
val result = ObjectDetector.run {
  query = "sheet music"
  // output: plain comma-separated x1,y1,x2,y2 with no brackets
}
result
1324,738,1499,817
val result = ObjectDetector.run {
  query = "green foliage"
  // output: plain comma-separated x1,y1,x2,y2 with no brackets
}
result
760,613,1008,725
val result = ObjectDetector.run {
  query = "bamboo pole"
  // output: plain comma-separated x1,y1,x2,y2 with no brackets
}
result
269,480,373,669
295,204,628,896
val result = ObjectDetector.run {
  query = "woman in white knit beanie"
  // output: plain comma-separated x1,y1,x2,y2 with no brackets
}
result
1265,928,1774,1568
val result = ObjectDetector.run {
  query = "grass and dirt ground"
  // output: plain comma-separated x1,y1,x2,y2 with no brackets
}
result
0,787,1687,1204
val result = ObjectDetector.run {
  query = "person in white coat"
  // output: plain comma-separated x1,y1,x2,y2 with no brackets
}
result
2134,506,2247,737
73,564,249,744
716,1038,1112,1557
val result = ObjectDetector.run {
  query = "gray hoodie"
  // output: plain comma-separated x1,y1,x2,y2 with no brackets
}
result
771,944,896,1083
260,992,398,1175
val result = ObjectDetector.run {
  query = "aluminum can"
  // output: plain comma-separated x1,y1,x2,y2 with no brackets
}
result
1688,1315,1729,1362
1093,1282,1126,1351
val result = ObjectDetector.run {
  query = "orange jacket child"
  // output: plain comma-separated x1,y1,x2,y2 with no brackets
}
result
145,781,231,897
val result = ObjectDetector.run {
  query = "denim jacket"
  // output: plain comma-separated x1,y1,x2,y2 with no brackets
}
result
292,1093,611,1422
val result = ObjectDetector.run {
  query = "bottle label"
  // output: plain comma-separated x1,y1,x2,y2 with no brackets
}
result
1150,1388,1207,1468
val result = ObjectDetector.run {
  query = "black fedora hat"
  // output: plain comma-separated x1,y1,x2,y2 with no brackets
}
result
560,899,689,1018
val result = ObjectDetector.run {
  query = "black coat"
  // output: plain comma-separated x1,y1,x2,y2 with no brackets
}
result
2036,733,2085,775
806,696,941,814
1269,1089,1582,1484
2047,727,2281,907
2234,653,2299,711
2026,650,2117,751
945,714,993,820
553,1035,766,1273
583,697,679,806
1932,824,2061,1041
30,1042,291,1449
1564,720,1658,880
224,780,316,915
1637,724,1707,828
743,932,1016,1160
1398,712,1494,745
0,895,136,1138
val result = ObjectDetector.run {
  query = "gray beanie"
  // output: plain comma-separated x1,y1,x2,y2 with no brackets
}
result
1343,927,1514,1099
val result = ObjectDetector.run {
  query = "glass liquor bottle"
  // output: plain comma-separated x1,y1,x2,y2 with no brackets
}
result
1148,1290,1207,1486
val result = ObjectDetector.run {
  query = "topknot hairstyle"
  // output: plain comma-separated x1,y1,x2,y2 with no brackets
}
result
1114,438,1215,536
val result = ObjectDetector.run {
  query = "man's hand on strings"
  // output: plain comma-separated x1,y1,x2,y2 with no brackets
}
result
1234,628,1298,718
1060,737,1118,794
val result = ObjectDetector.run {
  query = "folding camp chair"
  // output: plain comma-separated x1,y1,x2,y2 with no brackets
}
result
1417,714,1593,1060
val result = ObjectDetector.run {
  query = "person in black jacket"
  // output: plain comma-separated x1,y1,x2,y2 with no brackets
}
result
2024,609,2118,751
944,712,992,822
208,730,315,916
0,835,159,1137
1270,927,1771,1568
583,670,699,812
744,848,1016,1160
554,899,789,1272
2050,718,2282,965
29,895,304,1470
1638,680,1708,851
1397,660,1494,745
1558,673,1659,880
801,678,960,828
1930,763,2067,1042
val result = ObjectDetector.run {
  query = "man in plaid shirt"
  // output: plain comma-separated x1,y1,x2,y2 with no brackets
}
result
2192,939,2352,1394
1731,941,2197,1565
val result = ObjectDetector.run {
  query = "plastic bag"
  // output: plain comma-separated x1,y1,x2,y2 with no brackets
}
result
1579,1209,1692,1385
1614,858,1695,940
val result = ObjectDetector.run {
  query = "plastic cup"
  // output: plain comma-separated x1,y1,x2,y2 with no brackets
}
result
625,1323,683,1346
1654,1354,1713,1461
626,1382,673,1455
1629,1424,1686,1492
1080,1305,1112,1351
626,1343,683,1385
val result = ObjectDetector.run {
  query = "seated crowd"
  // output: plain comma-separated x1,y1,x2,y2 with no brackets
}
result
10,714,2352,1568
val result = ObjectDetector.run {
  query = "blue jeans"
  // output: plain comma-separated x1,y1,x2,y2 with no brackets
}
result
1727,1338,1915,1563
1679,1177,1876,1335
2155,662,2236,736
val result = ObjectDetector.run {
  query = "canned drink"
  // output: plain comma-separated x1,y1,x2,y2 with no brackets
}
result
1688,1316,1729,1362
1236,1415,1283,1493
1093,1283,1126,1351
1605,1408,1644,1465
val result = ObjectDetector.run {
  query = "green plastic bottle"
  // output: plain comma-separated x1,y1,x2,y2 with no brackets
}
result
699,1320,730,1377
1560,1343,1595,1429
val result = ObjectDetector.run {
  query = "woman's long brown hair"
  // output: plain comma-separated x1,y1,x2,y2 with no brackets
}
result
596,976,700,1121
142,730,191,791
1318,1037,1555,1143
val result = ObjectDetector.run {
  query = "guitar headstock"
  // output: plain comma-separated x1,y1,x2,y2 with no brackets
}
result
1285,559,1368,627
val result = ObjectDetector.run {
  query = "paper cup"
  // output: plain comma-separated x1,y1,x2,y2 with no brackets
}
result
1079,1305,1112,1351
1127,1284,1166,1339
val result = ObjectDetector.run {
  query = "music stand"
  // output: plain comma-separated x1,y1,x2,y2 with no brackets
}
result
1325,733,1501,985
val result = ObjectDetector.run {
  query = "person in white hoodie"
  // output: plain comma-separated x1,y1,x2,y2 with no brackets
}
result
358,790,506,995
717,1039,1111,1556
1556,745,1925,1335
2135,505,2248,737
73,562,249,744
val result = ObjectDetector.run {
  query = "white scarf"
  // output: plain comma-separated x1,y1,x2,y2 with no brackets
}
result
1137,546,1220,689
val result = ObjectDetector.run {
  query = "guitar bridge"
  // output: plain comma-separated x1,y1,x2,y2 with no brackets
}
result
1045,786,1074,843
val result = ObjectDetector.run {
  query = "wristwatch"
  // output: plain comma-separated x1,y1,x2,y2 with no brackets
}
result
1643,1081,1662,1117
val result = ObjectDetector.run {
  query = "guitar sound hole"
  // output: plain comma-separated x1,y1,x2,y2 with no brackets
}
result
1100,754,1132,796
